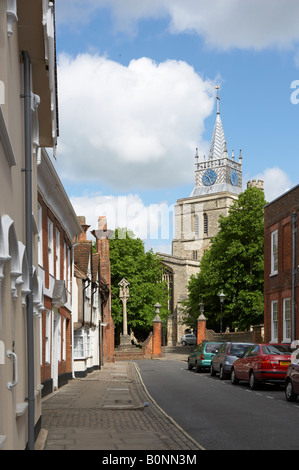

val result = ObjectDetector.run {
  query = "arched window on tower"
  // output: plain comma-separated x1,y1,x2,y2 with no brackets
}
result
194,214,199,238
203,213,208,235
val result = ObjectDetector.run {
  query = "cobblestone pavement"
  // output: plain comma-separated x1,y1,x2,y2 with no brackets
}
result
38,347,202,451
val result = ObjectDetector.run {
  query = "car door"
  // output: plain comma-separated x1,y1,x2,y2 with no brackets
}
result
243,345,260,379
189,345,202,367
213,343,227,372
237,346,258,379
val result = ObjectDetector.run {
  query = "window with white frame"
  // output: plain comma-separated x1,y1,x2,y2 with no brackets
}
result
270,230,278,275
283,298,291,342
45,309,51,364
62,316,66,361
39,315,42,365
56,228,60,280
48,218,54,276
38,203,43,266
73,328,93,359
271,300,278,342
68,246,71,293
57,316,61,362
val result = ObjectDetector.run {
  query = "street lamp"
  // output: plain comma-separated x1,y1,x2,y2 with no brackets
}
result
218,290,225,337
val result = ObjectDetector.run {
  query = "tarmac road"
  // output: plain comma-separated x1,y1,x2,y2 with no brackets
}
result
136,357,299,450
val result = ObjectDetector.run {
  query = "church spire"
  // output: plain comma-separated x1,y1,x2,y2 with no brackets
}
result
190,87,243,197
215,84,220,114
208,86,226,160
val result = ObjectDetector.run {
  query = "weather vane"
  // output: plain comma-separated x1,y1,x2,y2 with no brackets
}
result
215,84,220,114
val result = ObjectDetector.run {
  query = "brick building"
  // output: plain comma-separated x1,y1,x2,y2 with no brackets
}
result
264,184,299,343
73,216,114,377
38,149,82,396
91,217,115,364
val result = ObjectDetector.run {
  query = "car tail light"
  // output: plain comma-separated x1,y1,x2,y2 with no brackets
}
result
270,361,279,366
261,360,279,368
201,354,205,360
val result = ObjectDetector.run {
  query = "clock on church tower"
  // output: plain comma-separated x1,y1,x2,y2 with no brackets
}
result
192,88,242,197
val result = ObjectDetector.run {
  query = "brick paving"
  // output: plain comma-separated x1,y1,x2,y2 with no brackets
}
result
38,350,203,451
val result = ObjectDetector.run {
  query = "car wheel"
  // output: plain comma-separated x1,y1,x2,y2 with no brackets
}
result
285,380,298,402
219,365,227,380
249,370,259,390
195,361,202,373
182,341,187,346
188,359,193,371
231,368,239,384
210,364,216,376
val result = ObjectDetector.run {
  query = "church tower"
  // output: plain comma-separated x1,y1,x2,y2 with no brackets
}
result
159,89,243,345
192,88,242,198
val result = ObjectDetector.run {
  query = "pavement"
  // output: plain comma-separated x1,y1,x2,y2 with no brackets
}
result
36,346,203,451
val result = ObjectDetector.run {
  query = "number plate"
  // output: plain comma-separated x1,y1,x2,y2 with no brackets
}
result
280,361,290,366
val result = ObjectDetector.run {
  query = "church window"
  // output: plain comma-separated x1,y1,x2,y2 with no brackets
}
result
194,214,199,237
203,213,208,235
192,250,198,260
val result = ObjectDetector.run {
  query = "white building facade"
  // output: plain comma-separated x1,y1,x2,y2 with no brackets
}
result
0,0,58,449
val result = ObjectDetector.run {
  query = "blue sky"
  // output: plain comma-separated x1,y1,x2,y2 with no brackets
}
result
52,0,299,252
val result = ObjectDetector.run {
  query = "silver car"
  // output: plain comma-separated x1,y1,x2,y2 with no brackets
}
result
210,342,254,379
181,333,197,346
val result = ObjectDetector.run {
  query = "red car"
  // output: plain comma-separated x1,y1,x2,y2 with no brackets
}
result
231,343,291,390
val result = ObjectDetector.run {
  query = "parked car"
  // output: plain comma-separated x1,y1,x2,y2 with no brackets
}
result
211,342,255,379
181,333,197,346
231,343,292,390
188,341,224,372
285,346,299,401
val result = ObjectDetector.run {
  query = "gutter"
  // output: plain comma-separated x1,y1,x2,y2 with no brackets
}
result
22,51,35,451
291,212,297,342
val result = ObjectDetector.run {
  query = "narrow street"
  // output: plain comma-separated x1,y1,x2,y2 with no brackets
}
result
136,352,299,450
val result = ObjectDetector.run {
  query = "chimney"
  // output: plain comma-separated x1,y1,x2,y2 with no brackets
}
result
98,216,107,231
77,216,90,242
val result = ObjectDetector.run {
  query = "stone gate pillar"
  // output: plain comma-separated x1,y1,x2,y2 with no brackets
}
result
152,303,162,357
197,313,206,345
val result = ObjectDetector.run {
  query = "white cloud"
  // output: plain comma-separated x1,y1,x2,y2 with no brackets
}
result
252,167,293,203
70,193,175,242
56,0,299,51
56,53,215,190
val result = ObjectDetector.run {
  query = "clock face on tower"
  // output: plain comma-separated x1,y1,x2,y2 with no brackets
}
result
230,170,238,186
202,169,217,186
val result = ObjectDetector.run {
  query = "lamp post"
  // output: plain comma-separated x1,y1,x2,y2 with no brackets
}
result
218,290,225,337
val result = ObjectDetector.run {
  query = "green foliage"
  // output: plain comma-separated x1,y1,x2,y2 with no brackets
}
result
184,187,266,331
109,228,169,341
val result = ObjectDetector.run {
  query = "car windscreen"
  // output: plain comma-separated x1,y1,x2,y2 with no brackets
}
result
229,344,252,356
205,343,223,352
262,345,291,355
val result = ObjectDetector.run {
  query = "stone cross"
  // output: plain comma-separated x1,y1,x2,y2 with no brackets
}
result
118,278,130,336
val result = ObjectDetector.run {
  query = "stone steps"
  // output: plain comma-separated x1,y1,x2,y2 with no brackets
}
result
114,348,145,361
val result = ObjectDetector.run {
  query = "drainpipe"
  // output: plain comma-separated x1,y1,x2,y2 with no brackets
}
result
291,212,297,342
82,278,90,326
22,51,35,450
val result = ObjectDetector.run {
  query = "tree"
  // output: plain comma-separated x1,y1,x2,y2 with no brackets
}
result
109,228,169,342
184,187,266,331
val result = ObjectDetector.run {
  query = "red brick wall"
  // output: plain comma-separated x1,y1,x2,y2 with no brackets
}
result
97,237,115,362
264,185,299,342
